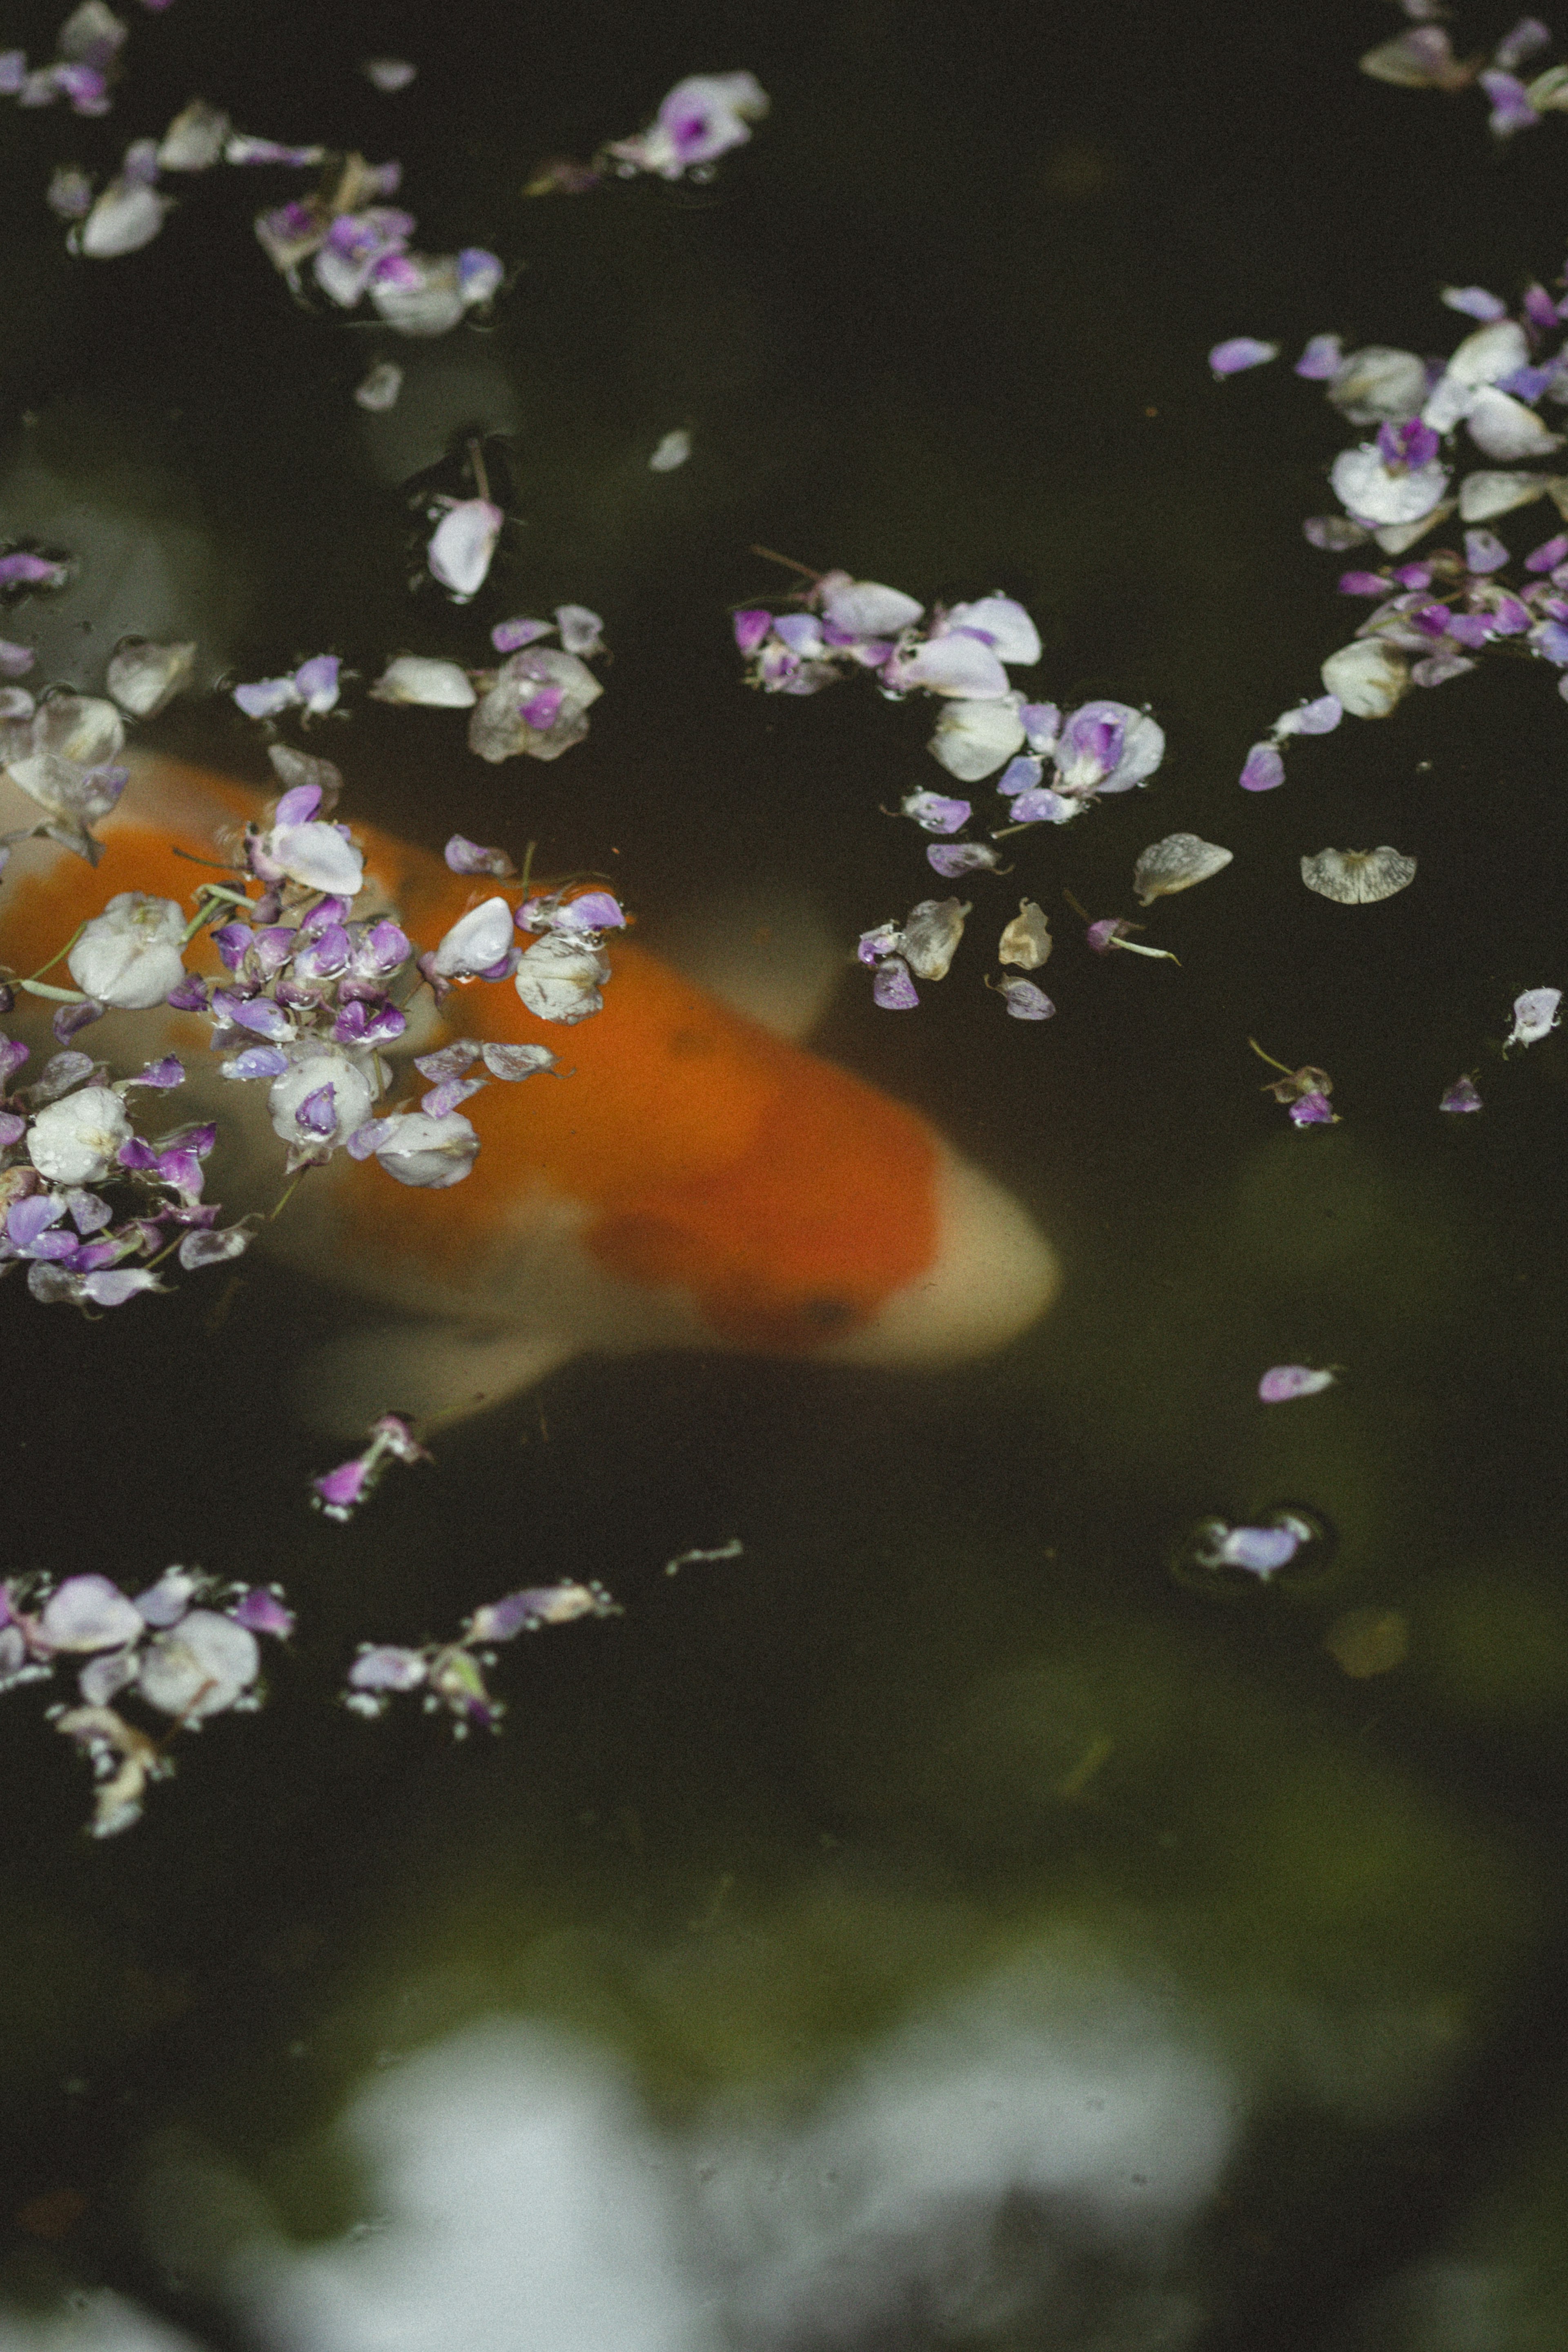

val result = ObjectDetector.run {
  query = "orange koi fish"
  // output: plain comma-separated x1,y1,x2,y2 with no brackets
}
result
0,760,1057,1429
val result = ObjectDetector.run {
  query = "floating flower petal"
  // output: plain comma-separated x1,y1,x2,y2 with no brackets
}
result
1132,834,1233,905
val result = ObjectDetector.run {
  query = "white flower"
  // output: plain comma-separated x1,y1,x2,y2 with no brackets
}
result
927,693,1027,781
67,891,187,1009
369,655,476,707
1330,443,1448,526
136,1610,259,1718
27,1086,132,1184
372,1110,480,1188
267,1053,375,1148
432,895,515,977
648,429,692,472
1328,346,1427,426
428,498,503,598
608,71,769,179
514,935,610,1023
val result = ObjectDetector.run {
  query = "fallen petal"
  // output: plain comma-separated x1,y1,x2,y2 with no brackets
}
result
1132,834,1233,905
1300,846,1417,903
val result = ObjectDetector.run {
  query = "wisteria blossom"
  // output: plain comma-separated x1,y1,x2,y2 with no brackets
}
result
232,655,341,721
1300,845,1416,904
1440,1073,1485,1113
1361,9,1568,140
857,896,969,1010
343,1580,619,1732
0,1564,293,1836
1209,337,1279,377
1250,1039,1340,1129
312,1413,432,1521
1179,1512,1325,1581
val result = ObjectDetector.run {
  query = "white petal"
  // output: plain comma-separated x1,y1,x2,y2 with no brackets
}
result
105,639,196,718
137,1610,259,1717
890,635,1011,697
1328,346,1427,426
648,429,692,472
269,820,365,896
940,595,1041,665
1320,639,1410,718
428,499,503,598
820,579,925,636
1448,319,1530,387
1464,386,1565,461
514,936,610,1023
927,695,1027,781
369,655,476,708
1458,470,1555,521
433,895,514,976
78,179,171,259
373,1111,479,1188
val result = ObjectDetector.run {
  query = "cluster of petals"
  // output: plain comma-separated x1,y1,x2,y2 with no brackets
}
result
343,1578,617,1732
1361,11,1568,140
253,150,502,334
0,2,130,124
1,1564,292,1835
1,688,127,858
857,896,970,1011
603,72,769,180
0,1038,246,1307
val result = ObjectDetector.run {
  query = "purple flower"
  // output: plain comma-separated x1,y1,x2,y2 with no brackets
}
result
1289,1091,1336,1128
1463,528,1510,573
0,551,70,591
1525,532,1568,573
1209,337,1280,377
1440,1075,1483,1114
445,835,517,877
314,1457,371,1514
491,615,555,653
1339,569,1392,596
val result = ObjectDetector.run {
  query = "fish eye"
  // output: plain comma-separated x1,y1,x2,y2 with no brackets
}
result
800,1296,856,1332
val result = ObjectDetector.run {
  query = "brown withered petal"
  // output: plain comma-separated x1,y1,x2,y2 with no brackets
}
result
1132,834,1233,906
998,900,1052,970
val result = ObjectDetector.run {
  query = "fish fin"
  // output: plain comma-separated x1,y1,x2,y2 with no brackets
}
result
296,1320,578,1435
644,889,843,1043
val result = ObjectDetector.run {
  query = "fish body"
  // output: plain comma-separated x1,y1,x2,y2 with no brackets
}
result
0,761,1057,1428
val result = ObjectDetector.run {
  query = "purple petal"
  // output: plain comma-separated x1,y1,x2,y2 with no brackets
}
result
1239,742,1285,793
1209,336,1280,377
1440,1075,1483,1114
1440,285,1508,322
272,783,322,828
1463,528,1511,573
1525,532,1568,572
997,978,1055,1021
1258,1364,1336,1403
1339,569,1392,596
1294,332,1345,381
1289,1092,1336,1128
871,957,919,1010
229,1588,295,1637
927,843,1000,876
445,835,517,876
491,616,555,653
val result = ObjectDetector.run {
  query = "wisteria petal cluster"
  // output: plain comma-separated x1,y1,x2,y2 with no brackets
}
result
528,71,770,192
0,1565,292,1836
0,2,133,125
1361,9,1568,142
1250,1039,1341,1129
1216,278,1568,767
342,1579,619,1734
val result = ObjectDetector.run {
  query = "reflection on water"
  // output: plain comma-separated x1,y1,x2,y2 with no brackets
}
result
5,0,1568,2344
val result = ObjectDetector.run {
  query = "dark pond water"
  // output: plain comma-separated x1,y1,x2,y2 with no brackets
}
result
3,0,1568,2345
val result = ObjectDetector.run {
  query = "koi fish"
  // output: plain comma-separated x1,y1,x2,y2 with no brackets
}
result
0,759,1058,1430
